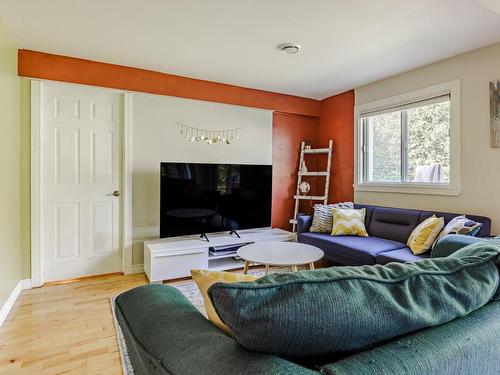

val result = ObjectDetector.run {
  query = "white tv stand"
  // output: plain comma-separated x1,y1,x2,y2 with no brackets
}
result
144,228,295,283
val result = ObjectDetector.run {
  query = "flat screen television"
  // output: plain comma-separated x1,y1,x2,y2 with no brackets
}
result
160,162,272,238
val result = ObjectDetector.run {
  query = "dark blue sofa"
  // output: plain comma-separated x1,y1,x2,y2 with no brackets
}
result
298,204,491,265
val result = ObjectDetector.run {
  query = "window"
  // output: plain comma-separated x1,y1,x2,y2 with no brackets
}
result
355,80,461,195
363,96,450,183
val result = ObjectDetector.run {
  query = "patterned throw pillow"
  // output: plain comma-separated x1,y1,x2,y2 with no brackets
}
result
432,215,482,248
310,202,354,233
330,208,368,237
407,215,445,255
191,270,258,335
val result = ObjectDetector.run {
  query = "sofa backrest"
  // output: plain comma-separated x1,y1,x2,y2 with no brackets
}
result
360,205,422,244
321,300,500,375
355,204,491,243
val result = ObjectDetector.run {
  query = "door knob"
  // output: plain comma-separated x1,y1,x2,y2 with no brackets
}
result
112,190,120,197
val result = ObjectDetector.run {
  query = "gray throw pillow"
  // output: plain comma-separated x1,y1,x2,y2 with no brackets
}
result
309,202,354,233
209,241,500,358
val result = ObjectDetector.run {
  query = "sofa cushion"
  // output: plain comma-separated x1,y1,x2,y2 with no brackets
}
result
354,204,375,225
367,207,422,243
299,232,406,265
115,284,316,375
297,214,313,234
330,208,368,237
376,247,428,265
191,269,258,335
431,234,485,258
420,211,491,237
320,300,500,375
406,215,444,255
310,202,354,233
433,216,482,246
208,242,500,359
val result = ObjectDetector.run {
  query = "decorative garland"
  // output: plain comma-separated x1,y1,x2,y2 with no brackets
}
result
175,122,242,144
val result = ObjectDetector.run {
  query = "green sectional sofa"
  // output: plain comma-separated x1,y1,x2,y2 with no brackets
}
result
115,236,500,375
115,286,499,375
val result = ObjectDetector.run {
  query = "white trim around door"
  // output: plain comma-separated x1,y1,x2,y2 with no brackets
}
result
31,80,134,285
31,80,42,287
122,93,134,274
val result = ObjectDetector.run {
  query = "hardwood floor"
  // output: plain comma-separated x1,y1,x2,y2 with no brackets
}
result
0,273,149,374
0,260,332,374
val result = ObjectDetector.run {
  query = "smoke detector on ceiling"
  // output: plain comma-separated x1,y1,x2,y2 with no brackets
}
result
280,43,301,54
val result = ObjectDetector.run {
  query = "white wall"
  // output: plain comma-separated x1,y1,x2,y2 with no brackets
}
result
355,42,500,233
132,93,273,265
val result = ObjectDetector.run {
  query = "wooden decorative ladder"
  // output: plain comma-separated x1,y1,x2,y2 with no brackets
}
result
290,140,333,232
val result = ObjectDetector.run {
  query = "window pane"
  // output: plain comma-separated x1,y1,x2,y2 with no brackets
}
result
366,111,401,182
407,100,450,183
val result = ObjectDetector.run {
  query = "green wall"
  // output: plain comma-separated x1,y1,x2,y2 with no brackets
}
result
20,78,30,279
0,21,22,305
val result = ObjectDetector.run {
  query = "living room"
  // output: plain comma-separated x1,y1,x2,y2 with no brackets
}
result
1,1,500,374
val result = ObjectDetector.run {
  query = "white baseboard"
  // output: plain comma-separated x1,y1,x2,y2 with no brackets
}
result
0,279,31,327
20,279,32,290
128,264,144,274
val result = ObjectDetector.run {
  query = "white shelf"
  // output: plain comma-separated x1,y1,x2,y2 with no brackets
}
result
293,195,327,200
208,258,245,271
145,228,293,253
299,171,328,176
144,228,295,282
208,252,238,260
304,148,330,154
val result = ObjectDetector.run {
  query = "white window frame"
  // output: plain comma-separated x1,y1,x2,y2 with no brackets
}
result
354,79,461,196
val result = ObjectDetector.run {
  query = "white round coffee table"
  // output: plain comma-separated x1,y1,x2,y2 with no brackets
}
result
237,241,324,275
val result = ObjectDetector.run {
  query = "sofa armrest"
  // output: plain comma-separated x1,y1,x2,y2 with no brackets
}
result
321,300,500,375
297,214,313,234
115,285,315,375
431,234,485,258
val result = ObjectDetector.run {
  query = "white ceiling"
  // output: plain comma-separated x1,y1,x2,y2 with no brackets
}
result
1,0,500,99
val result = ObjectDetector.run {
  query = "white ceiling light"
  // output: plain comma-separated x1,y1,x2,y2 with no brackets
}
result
280,43,301,54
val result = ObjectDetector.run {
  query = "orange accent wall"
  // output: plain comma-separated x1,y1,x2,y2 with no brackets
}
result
18,49,320,117
319,90,355,203
273,91,355,229
272,113,319,229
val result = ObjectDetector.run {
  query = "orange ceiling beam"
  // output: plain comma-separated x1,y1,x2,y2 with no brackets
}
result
18,49,320,117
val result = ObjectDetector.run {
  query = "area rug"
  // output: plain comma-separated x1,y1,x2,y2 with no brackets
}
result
167,265,306,315
110,266,304,374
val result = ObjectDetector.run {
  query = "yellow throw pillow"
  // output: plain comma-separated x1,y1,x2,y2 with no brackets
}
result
191,269,258,335
407,215,445,255
331,208,368,237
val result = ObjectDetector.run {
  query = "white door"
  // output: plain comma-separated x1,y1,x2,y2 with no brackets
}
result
41,83,122,282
